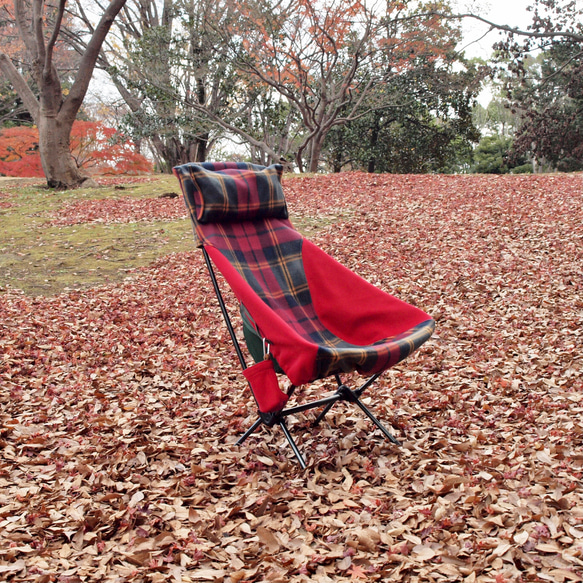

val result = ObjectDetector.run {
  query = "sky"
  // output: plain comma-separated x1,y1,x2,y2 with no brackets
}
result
451,0,534,104
454,0,534,59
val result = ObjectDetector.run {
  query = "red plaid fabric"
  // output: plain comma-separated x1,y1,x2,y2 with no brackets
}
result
173,162,287,224
174,162,435,386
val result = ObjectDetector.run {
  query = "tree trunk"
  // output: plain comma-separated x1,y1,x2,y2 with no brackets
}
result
195,134,208,162
294,149,305,173
367,116,380,173
38,116,96,189
309,136,324,173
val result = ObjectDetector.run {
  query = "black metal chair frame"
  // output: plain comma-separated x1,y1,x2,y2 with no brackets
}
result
203,248,400,469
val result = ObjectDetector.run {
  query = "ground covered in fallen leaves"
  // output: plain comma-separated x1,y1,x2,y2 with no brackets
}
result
1,173,582,583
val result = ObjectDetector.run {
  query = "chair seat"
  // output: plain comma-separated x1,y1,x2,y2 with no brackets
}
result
202,220,434,385
242,299,434,380
312,319,435,379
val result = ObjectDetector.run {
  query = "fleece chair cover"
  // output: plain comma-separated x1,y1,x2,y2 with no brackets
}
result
173,161,435,390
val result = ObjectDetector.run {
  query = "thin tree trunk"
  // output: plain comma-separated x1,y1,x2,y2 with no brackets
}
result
309,136,324,173
195,134,208,162
367,118,380,173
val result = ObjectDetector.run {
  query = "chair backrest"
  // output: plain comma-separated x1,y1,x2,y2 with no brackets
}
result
173,162,324,340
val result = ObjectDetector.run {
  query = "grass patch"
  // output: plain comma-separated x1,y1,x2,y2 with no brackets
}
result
0,174,339,296
0,175,192,296
292,210,353,238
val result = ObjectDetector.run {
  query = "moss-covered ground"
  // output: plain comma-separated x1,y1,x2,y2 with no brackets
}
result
0,176,192,296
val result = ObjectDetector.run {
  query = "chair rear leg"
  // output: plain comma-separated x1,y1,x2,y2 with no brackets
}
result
352,397,401,446
237,415,307,469
312,374,343,426
335,382,401,446
354,372,383,398
313,373,384,429
313,401,336,426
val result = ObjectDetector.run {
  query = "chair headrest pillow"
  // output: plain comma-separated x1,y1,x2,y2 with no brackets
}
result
173,162,288,224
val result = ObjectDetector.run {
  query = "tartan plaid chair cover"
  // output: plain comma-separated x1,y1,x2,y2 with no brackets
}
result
174,161,435,468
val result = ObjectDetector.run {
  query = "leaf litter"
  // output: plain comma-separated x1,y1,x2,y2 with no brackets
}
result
1,172,582,582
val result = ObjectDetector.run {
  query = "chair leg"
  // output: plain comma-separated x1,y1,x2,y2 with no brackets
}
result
313,401,336,426
279,418,307,469
237,415,307,468
236,416,263,445
354,372,383,398
351,397,401,446
312,375,343,426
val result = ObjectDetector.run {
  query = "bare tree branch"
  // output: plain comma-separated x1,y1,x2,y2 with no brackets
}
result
185,96,280,162
61,0,127,122
46,0,67,74
0,53,40,122
32,0,46,66
428,11,583,43
13,0,36,56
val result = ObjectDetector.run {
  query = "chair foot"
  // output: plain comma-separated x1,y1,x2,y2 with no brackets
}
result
335,383,401,446
237,415,307,468
352,397,401,446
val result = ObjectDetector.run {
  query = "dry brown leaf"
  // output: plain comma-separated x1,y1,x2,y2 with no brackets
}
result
256,526,280,553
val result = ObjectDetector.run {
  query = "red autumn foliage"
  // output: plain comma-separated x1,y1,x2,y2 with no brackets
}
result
0,126,44,177
0,122,153,178
69,120,153,175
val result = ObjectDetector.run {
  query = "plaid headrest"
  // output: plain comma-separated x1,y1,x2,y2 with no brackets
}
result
173,162,288,224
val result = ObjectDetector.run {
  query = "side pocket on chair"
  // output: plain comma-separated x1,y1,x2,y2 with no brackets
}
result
243,359,289,414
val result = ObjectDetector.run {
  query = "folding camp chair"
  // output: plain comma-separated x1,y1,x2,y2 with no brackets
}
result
173,162,435,468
